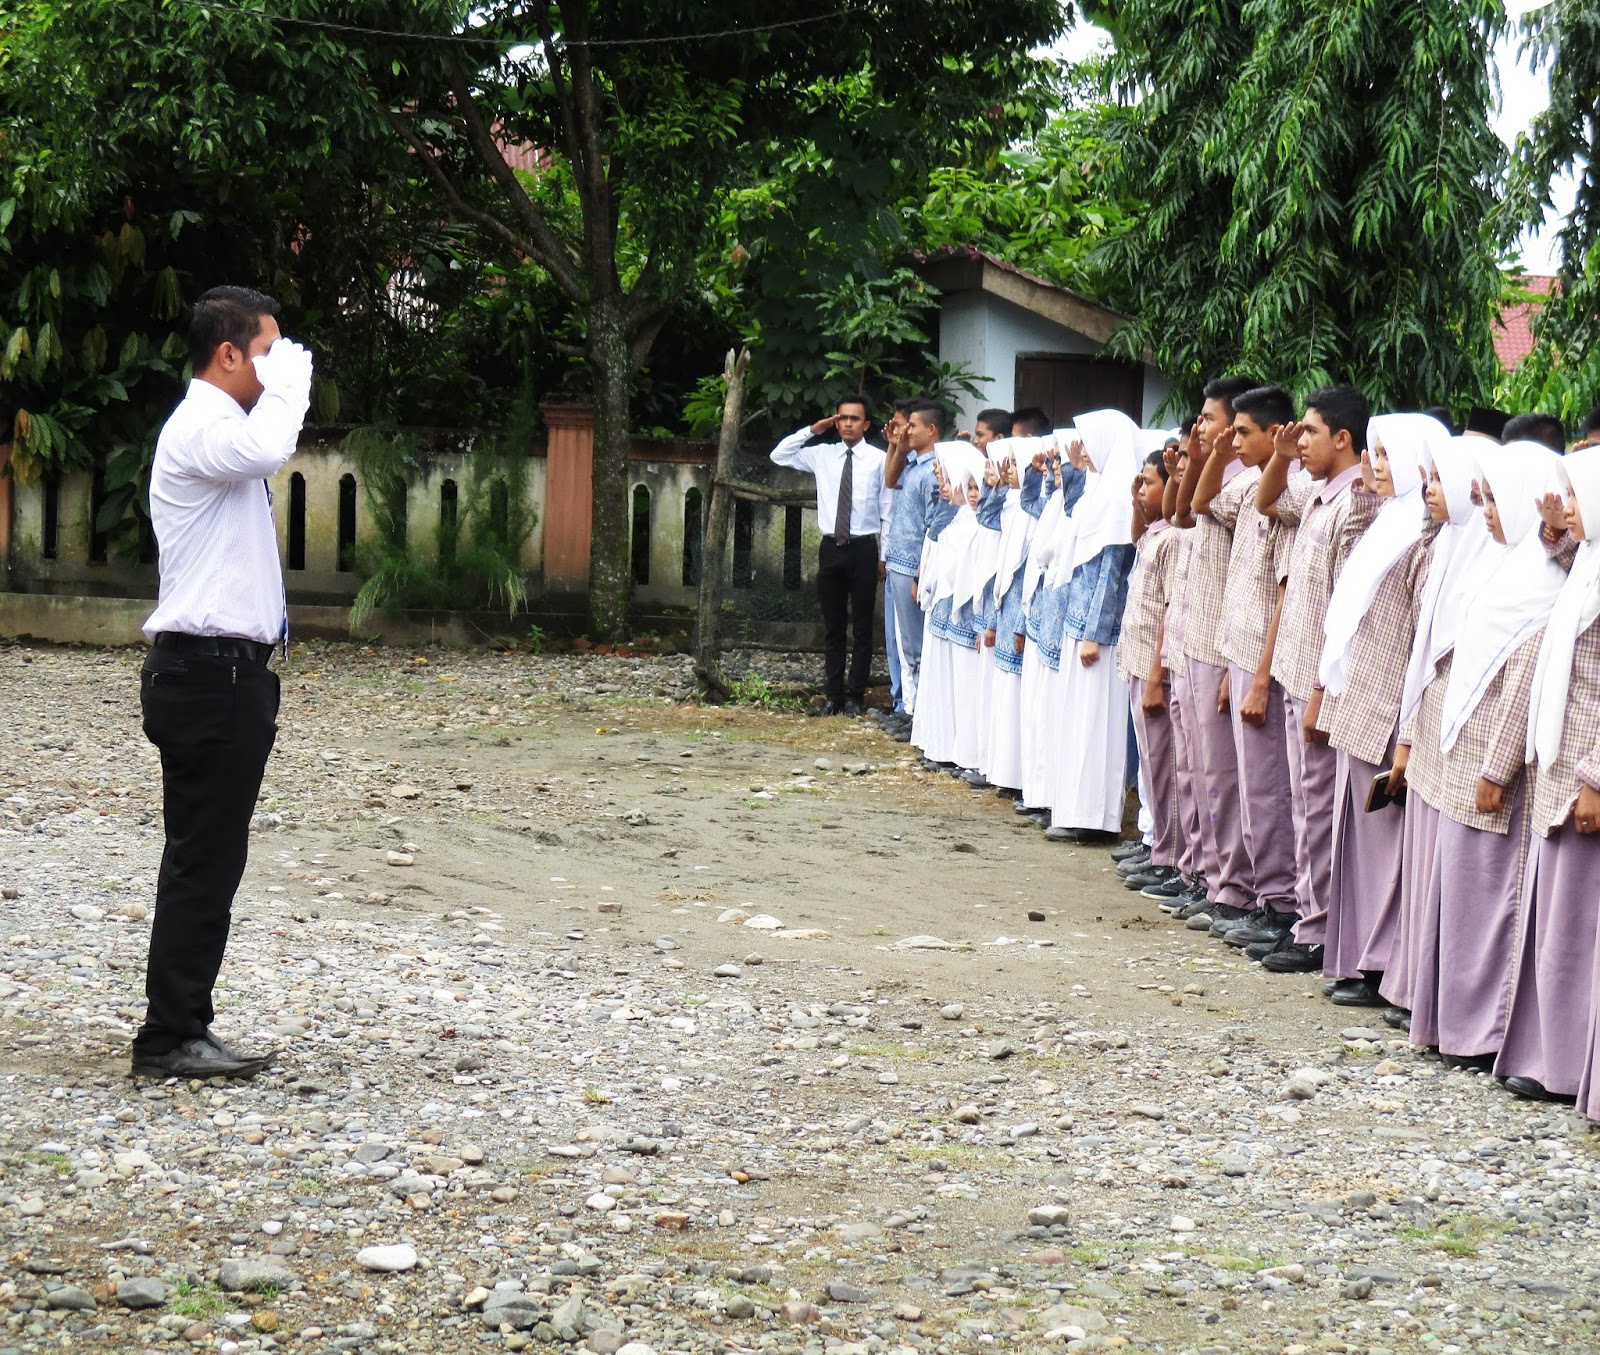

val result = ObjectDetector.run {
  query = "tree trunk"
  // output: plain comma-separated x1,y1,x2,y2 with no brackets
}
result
586,299,633,641
693,347,751,699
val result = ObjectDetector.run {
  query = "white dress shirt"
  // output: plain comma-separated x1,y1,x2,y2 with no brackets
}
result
769,428,894,557
142,378,306,643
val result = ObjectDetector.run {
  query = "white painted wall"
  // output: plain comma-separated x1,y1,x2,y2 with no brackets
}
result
937,292,1174,431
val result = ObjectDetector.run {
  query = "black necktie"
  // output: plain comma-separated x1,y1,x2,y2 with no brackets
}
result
834,449,853,546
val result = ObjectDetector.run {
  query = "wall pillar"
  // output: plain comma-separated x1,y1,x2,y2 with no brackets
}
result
541,402,595,592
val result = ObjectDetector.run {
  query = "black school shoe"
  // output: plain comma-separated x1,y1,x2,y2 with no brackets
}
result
1141,871,1188,901
1502,1075,1576,1103
1260,939,1325,973
1110,839,1148,863
1328,977,1387,1007
1225,908,1296,949
1115,849,1154,877
1124,865,1179,893
1382,1006,1412,1032
1205,903,1254,937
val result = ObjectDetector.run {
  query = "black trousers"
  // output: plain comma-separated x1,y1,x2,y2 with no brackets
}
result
135,648,279,1055
816,534,879,703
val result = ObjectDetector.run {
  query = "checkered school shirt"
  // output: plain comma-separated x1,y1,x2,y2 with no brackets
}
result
1317,518,1440,767
1117,524,1178,684
1270,465,1379,702
1531,530,1600,835
1211,465,1291,672
1180,459,1247,669
1164,526,1196,662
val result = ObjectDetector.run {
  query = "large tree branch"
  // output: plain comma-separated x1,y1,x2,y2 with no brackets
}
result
626,300,671,368
385,109,551,272
556,0,620,294
443,60,586,302
533,14,588,195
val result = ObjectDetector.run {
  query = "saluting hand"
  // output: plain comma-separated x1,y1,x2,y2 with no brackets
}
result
809,413,840,437
1273,420,1305,463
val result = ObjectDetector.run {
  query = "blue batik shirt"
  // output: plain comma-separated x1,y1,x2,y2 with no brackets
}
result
1063,545,1136,647
884,451,938,578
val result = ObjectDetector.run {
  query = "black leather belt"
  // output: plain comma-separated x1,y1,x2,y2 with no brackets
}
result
153,632,275,665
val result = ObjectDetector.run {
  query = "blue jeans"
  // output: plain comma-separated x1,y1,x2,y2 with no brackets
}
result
887,569,923,713
883,578,903,711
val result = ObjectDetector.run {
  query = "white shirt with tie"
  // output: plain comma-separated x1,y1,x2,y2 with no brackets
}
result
769,428,893,558
142,377,307,644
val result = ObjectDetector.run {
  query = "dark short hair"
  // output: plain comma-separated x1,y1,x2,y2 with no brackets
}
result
1009,405,1050,437
1582,403,1600,437
189,285,279,373
1202,375,1259,420
893,398,918,415
1232,384,1294,429
1145,449,1170,482
1304,384,1371,453
907,399,947,436
1502,411,1567,453
975,408,1012,436
836,394,871,419
1423,405,1457,434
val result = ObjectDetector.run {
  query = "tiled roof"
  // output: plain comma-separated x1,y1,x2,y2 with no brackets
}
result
1495,275,1555,371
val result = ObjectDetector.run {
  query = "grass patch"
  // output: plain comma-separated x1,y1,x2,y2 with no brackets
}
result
171,1278,227,1320
26,1152,71,1176
845,1043,934,1060
1398,1214,1518,1258
582,1087,611,1104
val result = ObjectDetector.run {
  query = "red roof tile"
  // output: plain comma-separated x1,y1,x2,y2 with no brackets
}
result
1495,275,1555,371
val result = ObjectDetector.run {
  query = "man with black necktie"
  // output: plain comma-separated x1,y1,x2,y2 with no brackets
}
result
770,396,892,714
133,285,311,1080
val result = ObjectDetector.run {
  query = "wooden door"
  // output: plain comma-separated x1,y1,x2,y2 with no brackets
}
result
1015,354,1144,427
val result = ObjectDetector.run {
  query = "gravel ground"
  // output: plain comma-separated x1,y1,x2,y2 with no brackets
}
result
1,640,1598,1355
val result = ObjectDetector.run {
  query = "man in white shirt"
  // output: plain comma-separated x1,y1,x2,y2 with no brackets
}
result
771,396,892,715
132,285,312,1080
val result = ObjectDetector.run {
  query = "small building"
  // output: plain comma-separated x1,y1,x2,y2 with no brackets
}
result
918,246,1174,431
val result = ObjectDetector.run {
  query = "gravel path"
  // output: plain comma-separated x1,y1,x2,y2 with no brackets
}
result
1,641,1598,1355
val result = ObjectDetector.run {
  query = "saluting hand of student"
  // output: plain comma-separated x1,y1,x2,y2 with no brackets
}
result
1273,420,1305,463
1358,449,1378,492
809,413,841,437
1162,441,1181,480
1536,490,1569,536
1212,423,1237,460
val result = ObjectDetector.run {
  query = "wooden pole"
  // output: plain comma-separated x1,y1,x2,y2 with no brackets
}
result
693,346,750,699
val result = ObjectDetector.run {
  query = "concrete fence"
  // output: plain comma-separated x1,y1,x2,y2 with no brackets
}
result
1,405,837,644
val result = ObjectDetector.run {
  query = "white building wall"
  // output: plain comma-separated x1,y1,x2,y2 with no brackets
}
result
938,293,1175,431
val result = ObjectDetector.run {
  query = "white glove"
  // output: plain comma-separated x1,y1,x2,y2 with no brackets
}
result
253,338,313,407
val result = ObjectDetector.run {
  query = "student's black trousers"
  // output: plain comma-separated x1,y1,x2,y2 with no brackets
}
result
817,534,879,704
135,647,279,1055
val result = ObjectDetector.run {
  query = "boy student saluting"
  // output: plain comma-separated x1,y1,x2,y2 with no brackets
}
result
1188,385,1301,950
1251,386,1382,974
1170,377,1260,926
881,400,944,730
773,397,892,716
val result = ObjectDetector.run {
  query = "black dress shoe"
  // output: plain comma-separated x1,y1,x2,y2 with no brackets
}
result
813,701,843,717
1442,1052,1496,1072
1261,940,1325,973
131,1035,274,1080
1328,977,1386,1007
1502,1075,1576,1103
843,698,864,717
1382,1006,1412,1031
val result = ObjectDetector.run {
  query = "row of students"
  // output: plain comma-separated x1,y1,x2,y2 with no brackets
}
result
885,386,1600,1118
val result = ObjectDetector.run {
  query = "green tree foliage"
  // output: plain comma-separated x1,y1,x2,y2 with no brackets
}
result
1499,1,1600,425
388,0,1066,637
1090,0,1508,414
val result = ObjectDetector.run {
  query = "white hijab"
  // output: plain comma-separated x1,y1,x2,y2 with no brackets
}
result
1397,436,1495,729
1439,440,1567,752
941,464,990,613
1528,448,1600,765
990,438,1037,602
1065,409,1142,576
1318,413,1449,696
1025,437,1077,605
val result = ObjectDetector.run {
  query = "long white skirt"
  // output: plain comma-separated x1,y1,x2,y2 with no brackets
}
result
974,638,997,774
1050,641,1130,833
911,626,955,763
1020,645,1060,810
986,663,1024,790
950,638,983,771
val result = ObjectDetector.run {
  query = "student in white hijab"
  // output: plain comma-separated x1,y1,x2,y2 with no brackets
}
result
1045,408,1142,840
1497,447,1600,1107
